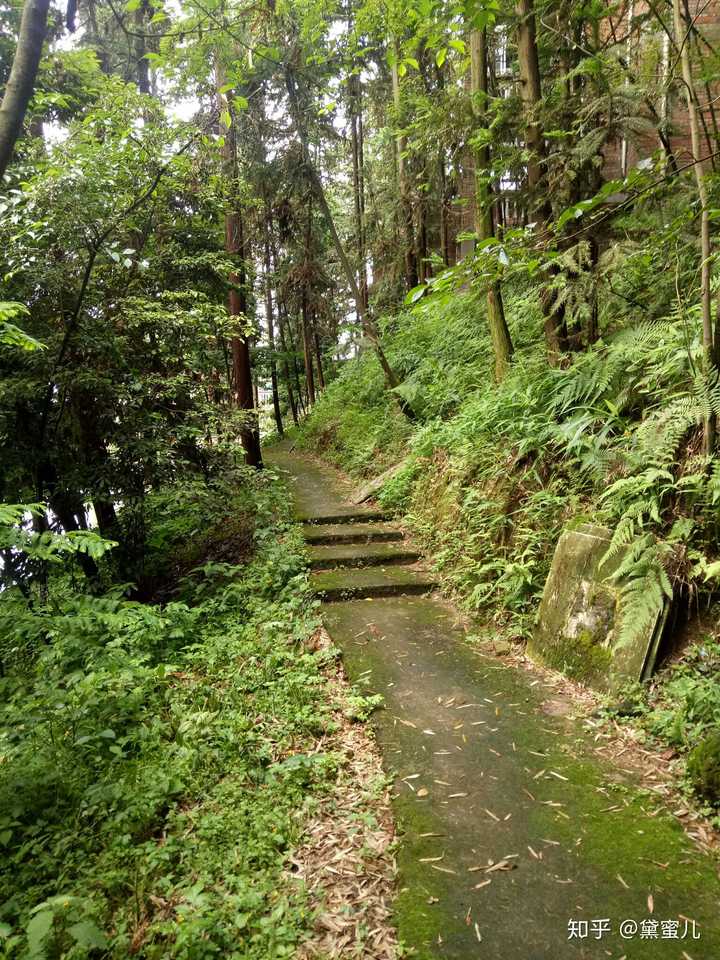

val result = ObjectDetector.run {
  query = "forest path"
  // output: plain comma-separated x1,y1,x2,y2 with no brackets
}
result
266,444,720,960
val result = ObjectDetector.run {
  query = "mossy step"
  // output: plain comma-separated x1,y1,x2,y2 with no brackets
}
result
298,509,391,525
310,565,438,601
303,521,404,546
307,541,421,570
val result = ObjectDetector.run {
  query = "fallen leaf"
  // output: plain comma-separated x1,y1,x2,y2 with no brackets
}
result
417,788,429,797
617,874,629,889
647,893,654,914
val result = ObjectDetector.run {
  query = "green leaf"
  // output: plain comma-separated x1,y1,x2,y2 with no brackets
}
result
220,109,232,129
26,911,53,959
233,95,249,111
404,284,427,305
405,57,419,70
125,0,141,9
219,82,234,95
449,39,465,53
435,48,447,67
69,921,107,950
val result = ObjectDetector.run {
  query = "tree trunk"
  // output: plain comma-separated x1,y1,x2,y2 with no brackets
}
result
0,0,50,179
391,48,418,291
134,2,151,94
263,206,284,436
349,74,369,316
313,318,326,390
515,0,568,362
470,27,514,382
673,0,715,453
270,233,300,425
284,66,409,407
217,64,262,467
301,285,316,406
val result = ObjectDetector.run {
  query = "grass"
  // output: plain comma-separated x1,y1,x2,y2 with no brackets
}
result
0,466,382,958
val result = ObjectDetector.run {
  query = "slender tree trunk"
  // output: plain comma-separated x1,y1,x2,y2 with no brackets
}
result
470,27,514,382
301,200,316,405
217,65,262,467
0,0,50,179
515,0,568,362
391,47,418,291
349,74,369,317
301,288,316,406
270,233,300,425
673,0,715,453
284,66,408,406
263,206,283,436
134,2,151,94
313,318,326,390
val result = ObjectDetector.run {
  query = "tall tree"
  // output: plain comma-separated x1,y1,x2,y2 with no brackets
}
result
0,0,50,178
469,26,513,381
515,0,568,360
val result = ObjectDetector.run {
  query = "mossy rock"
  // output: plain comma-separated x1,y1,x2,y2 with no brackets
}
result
687,732,720,807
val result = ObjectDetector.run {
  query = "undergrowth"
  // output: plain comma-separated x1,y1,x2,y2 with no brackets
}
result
0,467,372,958
298,284,720,643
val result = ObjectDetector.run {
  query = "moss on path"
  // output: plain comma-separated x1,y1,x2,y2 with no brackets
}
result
267,445,720,959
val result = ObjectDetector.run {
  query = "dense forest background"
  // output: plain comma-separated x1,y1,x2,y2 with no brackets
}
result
3,0,720,953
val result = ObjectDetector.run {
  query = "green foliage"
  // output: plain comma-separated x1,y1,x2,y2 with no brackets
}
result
687,733,720,808
0,472,333,958
642,637,720,748
299,261,720,627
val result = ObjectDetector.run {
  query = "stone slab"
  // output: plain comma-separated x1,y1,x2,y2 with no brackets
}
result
352,461,406,505
529,522,667,692
307,541,420,569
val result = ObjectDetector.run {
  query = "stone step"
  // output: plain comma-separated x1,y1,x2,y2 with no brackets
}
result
307,541,421,570
310,565,438,602
303,521,405,546
298,509,391,525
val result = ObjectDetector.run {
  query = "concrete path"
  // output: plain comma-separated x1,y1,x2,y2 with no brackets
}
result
267,446,720,960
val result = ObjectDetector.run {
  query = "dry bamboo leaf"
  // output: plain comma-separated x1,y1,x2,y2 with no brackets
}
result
430,865,457,875
474,922,482,943
419,855,444,863
484,808,500,821
449,792,469,799
549,770,568,782
473,879,492,889
617,874,629,889
647,894,654,914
